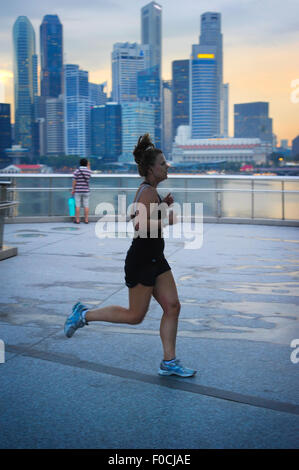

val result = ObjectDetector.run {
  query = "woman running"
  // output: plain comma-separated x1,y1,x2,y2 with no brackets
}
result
64,134,196,377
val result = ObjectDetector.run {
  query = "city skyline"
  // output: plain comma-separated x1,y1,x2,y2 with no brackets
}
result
0,0,298,143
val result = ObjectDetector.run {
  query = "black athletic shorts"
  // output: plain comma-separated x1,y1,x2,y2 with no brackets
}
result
124,237,171,288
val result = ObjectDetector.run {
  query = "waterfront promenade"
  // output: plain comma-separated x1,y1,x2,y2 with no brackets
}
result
0,221,299,449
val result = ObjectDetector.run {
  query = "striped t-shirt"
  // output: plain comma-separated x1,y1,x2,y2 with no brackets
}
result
73,166,92,193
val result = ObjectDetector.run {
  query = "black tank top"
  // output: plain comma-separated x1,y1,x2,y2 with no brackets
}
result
131,182,163,236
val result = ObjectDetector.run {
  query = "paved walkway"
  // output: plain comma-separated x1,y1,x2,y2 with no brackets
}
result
0,221,299,449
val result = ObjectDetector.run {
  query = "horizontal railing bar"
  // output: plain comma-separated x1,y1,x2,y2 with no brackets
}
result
1,173,299,181
8,187,299,194
0,201,18,210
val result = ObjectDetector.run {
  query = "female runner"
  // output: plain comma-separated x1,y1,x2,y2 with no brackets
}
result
64,134,196,377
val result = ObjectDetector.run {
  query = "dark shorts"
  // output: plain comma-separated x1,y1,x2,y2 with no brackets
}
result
124,237,171,288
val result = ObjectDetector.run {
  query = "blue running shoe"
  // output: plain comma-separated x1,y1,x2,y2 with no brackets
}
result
158,358,196,377
64,302,88,338
72,301,81,313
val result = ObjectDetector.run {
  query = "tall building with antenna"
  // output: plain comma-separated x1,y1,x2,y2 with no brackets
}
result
141,1,162,76
141,1,162,146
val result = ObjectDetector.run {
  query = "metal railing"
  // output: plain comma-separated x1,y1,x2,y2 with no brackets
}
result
0,173,298,225
0,181,18,259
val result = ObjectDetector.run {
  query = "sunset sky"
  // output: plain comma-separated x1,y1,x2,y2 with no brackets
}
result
0,0,298,144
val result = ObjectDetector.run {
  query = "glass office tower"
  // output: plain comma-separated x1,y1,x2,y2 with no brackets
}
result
190,44,218,138
105,103,122,161
40,15,63,99
162,80,172,158
141,2,162,147
141,1,162,76
221,83,229,137
172,60,189,140
64,64,90,157
13,16,38,152
0,104,12,159
91,104,122,161
112,43,146,103
90,102,122,162
46,95,64,155
190,12,222,139
89,83,107,106
137,64,161,147
292,135,299,157
121,101,154,155
91,105,106,157
40,15,63,155
234,102,273,143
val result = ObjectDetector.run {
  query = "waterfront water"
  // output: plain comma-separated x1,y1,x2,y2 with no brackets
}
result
1,173,299,221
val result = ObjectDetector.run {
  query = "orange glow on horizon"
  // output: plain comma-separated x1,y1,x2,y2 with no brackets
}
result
3,39,298,145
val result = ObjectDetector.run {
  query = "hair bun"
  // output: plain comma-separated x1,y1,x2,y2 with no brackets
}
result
133,133,160,177
133,134,154,160
145,144,154,151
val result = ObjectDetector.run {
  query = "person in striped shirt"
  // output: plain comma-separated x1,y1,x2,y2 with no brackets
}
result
72,159,92,224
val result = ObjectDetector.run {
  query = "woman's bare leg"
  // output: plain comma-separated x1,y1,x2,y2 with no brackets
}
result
85,284,153,325
153,270,181,361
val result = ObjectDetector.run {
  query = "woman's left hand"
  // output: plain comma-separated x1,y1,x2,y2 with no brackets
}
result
163,193,174,206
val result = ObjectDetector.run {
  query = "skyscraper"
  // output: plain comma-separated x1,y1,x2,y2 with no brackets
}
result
40,15,63,99
91,105,106,157
190,12,223,139
112,43,147,103
121,101,154,155
0,104,12,159
234,102,273,143
141,2,162,76
172,60,189,140
190,44,218,138
105,103,122,161
162,80,172,158
200,12,223,82
91,104,122,161
89,83,107,106
39,15,63,156
13,16,38,152
141,2,162,147
292,135,299,158
137,65,160,100
137,64,161,146
64,64,90,157
46,95,64,155
221,83,229,137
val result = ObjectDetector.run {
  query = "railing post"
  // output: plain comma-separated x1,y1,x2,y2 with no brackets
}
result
49,177,53,217
251,179,254,219
10,178,17,217
216,178,221,219
282,180,285,220
0,181,18,259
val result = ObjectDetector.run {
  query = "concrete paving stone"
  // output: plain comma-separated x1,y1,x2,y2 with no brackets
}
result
1,354,298,449
1,222,298,449
0,324,60,351
14,325,297,406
